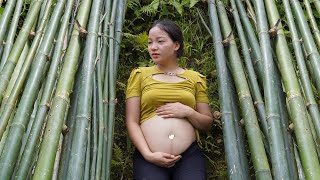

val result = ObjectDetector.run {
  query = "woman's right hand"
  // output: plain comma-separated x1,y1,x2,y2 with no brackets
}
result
145,152,182,168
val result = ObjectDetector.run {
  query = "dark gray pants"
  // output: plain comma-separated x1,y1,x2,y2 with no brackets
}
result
133,142,207,180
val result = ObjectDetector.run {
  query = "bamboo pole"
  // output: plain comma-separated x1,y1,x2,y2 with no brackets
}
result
66,0,102,179
208,1,245,179
14,0,75,178
91,73,98,179
218,1,273,179
0,0,66,179
254,0,290,178
310,0,320,19
0,0,23,70
33,0,92,178
229,0,268,139
283,0,320,143
234,0,264,85
304,0,320,49
290,0,320,96
0,0,43,103
0,0,53,140
0,0,17,47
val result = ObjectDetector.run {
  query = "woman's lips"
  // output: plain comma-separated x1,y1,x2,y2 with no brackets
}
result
152,53,160,58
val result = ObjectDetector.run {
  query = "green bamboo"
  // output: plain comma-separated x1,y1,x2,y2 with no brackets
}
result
244,0,256,25
105,1,120,179
66,0,101,179
283,0,320,144
0,0,23,70
208,1,245,179
84,123,91,180
0,0,52,140
91,73,98,179
290,0,320,96
234,0,264,85
95,38,104,180
294,143,306,180
304,0,320,49
254,0,291,178
33,0,92,177
0,0,43,103
101,1,112,178
229,62,250,179
0,42,29,114
100,0,112,84
218,1,272,179
14,1,75,179
310,0,320,20
57,62,83,180
274,61,299,179
0,0,66,179
229,0,268,138
0,0,17,47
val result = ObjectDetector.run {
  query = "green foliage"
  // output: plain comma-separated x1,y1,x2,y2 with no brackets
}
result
0,7,3,16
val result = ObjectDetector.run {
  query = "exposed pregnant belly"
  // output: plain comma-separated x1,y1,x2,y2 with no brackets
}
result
140,115,196,155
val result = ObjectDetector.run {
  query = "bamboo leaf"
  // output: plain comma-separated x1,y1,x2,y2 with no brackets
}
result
190,0,199,8
172,1,183,15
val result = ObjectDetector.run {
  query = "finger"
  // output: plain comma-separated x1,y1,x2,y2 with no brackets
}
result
162,153,175,159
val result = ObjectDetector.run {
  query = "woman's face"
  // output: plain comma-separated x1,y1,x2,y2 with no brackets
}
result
148,26,180,65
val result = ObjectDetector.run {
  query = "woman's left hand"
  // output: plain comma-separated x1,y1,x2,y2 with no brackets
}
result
156,102,193,119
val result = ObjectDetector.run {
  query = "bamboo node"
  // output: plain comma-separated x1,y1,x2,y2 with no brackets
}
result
268,19,281,38
62,124,69,135
75,19,88,38
239,119,244,125
305,50,317,59
29,31,36,40
103,99,108,104
288,123,294,131
222,31,233,47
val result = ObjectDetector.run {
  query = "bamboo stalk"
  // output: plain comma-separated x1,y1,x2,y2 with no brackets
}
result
290,0,320,96
91,72,98,179
283,0,320,145
66,0,102,179
254,0,291,178
304,0,320,49
229,64,250,179
105,0,120,179
0,0,53,140
100,0,112,84
234,0,264,85
229,0,268,139
208,1,245,179
294,143,306,180
95,41,104,180
218,1,273,178
84,122,91,180
0,0,23,70
310,0,320,20
0,0,17,47
244,0,256,25
14,1,75,178
33,0,93,178
0,0,43,103
0,42,29,114
0,0,66,179
57,62,83,180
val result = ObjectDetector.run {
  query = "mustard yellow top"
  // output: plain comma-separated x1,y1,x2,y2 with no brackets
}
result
126,65,209,124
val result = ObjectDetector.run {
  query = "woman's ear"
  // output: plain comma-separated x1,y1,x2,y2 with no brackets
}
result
174,42,180,51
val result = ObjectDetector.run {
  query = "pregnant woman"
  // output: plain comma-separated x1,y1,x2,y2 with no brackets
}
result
126,19,213,180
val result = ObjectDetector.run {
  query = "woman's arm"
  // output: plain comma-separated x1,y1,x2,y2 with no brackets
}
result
126,97,181,167
156,102,213,131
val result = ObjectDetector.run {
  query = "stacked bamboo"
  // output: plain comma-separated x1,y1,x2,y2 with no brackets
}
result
0,0,126,179
208,0,320,179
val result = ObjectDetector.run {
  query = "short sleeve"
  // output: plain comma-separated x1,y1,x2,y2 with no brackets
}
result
126,68,142,99
196,73,209,103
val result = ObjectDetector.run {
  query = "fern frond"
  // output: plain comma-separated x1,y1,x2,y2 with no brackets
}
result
113,143,123,161
140,0,159,16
